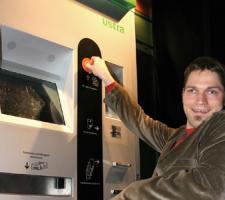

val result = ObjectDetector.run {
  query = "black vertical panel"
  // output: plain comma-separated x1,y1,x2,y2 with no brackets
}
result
77,38,103,200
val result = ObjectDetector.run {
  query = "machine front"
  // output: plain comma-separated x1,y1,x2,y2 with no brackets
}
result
0,0,138,199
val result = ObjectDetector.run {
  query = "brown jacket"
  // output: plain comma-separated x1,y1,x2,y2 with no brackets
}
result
105,84,225,200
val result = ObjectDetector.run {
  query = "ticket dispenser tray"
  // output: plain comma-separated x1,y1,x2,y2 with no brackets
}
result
0,173,71,196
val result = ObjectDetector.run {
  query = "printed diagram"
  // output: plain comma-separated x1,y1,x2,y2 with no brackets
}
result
85,158,100,180
86,74,99,88
87,118,94,130
91,76,99,88
24,161,48,170
31,161,48,170
87,118,100,131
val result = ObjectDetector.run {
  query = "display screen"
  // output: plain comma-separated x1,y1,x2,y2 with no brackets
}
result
0,69,65,125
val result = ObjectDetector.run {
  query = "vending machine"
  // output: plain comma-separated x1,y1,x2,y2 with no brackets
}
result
0,0,138,199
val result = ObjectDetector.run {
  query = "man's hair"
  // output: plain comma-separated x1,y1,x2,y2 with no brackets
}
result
183,56,225,90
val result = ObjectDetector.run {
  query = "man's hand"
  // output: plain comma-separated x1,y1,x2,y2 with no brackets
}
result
85,56,115,86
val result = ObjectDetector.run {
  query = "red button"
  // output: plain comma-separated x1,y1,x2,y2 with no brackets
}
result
82,58,91,73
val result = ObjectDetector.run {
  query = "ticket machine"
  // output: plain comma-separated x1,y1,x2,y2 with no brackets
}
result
0,0,138,199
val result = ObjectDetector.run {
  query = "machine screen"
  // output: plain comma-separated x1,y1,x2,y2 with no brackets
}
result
0,68,65,125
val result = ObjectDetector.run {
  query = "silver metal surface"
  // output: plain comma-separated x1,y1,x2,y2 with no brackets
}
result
112,162,132,168
0,172,72,196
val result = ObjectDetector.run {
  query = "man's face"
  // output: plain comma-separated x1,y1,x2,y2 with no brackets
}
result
182,69,224,128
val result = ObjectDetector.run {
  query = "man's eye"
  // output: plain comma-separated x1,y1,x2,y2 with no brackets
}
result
186,89,196,94
207,90,217,95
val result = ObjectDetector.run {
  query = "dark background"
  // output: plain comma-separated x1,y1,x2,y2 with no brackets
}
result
136,0,225,178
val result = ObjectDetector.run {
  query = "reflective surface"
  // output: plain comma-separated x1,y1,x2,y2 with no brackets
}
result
0,64,65,125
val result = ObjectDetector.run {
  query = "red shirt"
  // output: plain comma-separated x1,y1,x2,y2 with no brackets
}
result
173,128,195,149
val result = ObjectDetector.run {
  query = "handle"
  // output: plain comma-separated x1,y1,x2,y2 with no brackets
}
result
112,161,131,168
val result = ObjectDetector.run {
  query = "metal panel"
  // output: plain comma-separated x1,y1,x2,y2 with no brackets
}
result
0,173,72,196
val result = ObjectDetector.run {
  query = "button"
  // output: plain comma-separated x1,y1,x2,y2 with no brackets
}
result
82,58,92,73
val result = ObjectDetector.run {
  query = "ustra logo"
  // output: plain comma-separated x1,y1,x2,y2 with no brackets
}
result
102,17,125,34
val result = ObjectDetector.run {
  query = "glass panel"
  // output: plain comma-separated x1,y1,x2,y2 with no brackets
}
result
111,0,136,9
0,68,65,125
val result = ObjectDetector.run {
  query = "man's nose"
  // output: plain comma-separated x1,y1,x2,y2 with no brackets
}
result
197,92,208,104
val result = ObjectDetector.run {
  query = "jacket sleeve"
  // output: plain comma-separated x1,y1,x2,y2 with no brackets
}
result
105,84,176,153
112,112,225,200
112,139,225,200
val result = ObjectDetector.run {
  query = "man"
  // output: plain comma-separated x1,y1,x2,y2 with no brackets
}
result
86,56,225,199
